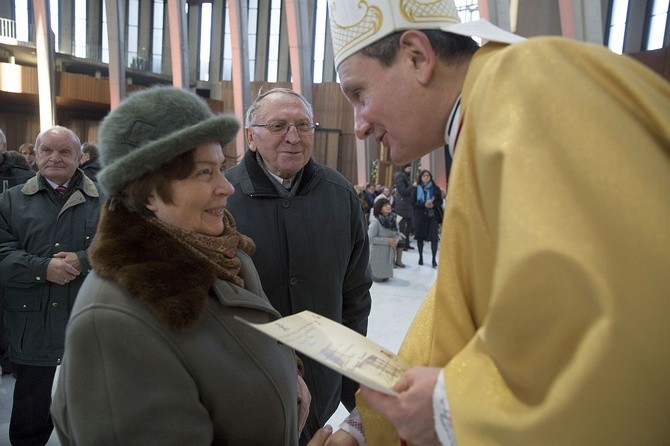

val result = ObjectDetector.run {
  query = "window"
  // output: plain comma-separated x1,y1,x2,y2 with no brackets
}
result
14,0,29,42
102,0,109,63
222,4,232,81
646,0,669,50
50,0,58,51
248,0,259,79
313,0,327,83
199,2,212,81
608,0,630,54
74,0,86,57
151,0,164,74
267,0,282,82
127,0,139,67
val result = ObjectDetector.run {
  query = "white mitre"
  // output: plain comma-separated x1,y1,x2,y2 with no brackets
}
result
328,0,524,68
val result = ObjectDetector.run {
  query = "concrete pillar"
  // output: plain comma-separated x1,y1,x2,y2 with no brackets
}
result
623,0,650,53
285,0,313,103
209,0,224,82
33,0,56,130
228,0,251,159
86,0,102,60
138,0,151,63
187,3,200,82
105,0,126,109
59,0,74,54
277,6,290,82
255,1,271,82
166,0,188,88
557,0,603,43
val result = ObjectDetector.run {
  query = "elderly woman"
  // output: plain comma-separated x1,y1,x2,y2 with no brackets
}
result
367,197,403,282
50,87,331,445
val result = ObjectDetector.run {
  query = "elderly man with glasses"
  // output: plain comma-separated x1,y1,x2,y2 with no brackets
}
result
225,87,372,445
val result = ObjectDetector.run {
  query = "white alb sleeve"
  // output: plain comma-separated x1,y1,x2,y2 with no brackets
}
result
339,407,366,446
433,370,457,445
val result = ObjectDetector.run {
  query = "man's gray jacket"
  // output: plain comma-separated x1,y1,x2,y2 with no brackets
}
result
0,171,103,366
226,151,372,430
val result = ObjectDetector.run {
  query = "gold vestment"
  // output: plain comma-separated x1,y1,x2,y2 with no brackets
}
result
360,37,670,445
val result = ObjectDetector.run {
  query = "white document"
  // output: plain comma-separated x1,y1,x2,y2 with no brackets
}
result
235,310,408,396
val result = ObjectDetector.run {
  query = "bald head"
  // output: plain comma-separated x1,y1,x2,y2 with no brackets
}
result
35,126,82,184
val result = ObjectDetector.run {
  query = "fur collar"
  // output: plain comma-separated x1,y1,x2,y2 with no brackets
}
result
89,204,218,330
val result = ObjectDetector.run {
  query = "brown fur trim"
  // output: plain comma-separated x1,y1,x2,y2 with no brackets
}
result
89,204,218,330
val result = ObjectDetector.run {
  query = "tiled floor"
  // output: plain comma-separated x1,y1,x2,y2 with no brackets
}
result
0,246,436,445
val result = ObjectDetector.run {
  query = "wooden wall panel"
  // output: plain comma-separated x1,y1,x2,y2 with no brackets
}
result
0,112,40,150
58,72,111,104
0,63,39,95
629,46,670,81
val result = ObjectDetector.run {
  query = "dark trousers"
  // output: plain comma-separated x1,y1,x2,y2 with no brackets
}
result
0,288,16,375
399,215,414,246
9,364,57,446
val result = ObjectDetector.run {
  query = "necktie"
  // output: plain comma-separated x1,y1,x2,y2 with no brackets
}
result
55,185,66,196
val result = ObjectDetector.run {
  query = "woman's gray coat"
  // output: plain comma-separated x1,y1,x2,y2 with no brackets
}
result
367,215,401,281
51,205,299,445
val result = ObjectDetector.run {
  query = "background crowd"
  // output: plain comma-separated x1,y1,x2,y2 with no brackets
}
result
356,166,447,283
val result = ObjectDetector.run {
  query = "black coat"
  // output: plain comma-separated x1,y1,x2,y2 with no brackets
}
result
0,153,35,192
225,151,372,436
79,158,101,182
393,170,414,218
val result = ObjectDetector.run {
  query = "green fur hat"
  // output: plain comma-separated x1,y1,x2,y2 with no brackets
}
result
98,86,239,196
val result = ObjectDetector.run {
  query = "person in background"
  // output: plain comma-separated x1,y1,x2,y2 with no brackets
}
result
367,197,402,281
79,141,101,181
18,143,38,172
373,186,391,204
393,164,415,251
412,169,442,268
6,151,31,171
225,87,372,445
353,184,369,217
0,135,37,380
325,0,670,444
0,126,103,446
0,131,35,192
50,86,332,445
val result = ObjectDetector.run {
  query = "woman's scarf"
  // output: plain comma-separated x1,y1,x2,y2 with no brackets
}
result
377,212,398,231
416,182,434,203
147,209,255,288
90,203,257,330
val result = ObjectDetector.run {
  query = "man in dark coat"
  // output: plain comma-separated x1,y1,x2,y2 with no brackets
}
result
225,88,372,445
0,126,103,445
393,164,415,250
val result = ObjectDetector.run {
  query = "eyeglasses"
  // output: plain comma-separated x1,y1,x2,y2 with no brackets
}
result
250,120,315,135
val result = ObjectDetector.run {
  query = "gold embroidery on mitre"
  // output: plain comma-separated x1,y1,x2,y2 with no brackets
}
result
330,1,384,62
400,0,460,24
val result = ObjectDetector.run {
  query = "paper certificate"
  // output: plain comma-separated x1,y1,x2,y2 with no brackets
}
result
235,310,408,396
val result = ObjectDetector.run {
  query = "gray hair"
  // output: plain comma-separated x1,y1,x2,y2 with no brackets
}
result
245,87,314,127
35,126,81,154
